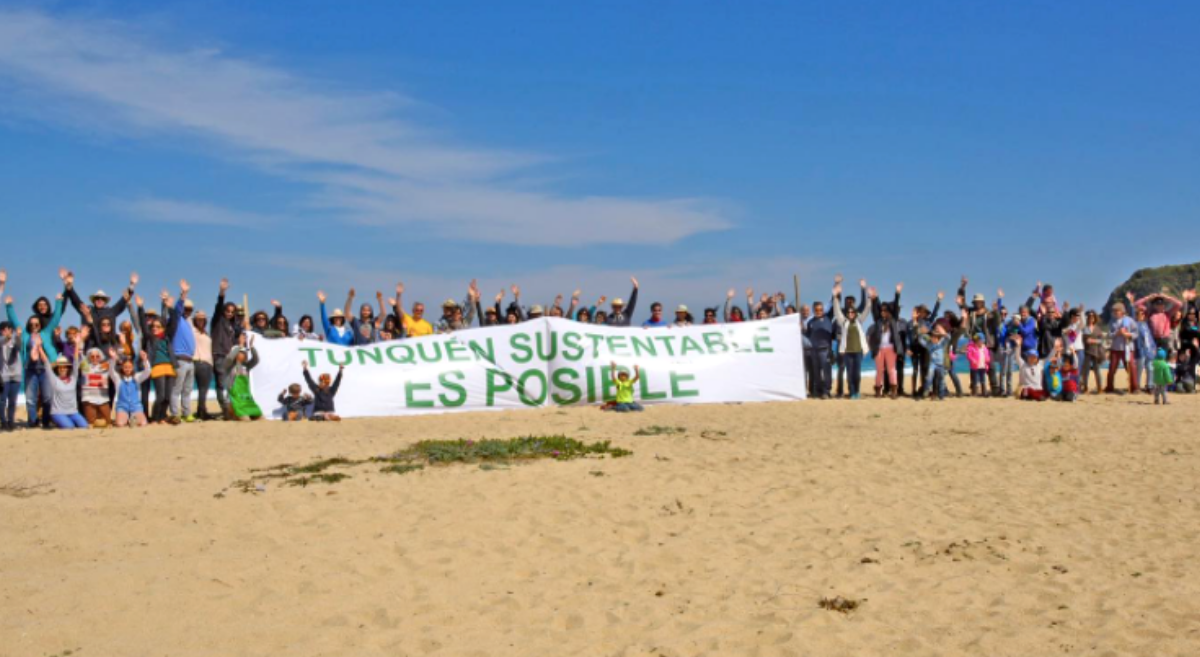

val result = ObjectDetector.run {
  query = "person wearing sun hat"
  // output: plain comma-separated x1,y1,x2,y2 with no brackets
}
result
606,276,639,327
672,304,693,327
317,290,355,346
48,330,88,429
61,268,138,327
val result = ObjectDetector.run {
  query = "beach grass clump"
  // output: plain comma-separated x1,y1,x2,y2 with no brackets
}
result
223,435,631,494
633,425,686,437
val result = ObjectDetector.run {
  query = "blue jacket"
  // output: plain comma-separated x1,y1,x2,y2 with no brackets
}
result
1015,317,1039,356
171,299,196,358
321,302,355,346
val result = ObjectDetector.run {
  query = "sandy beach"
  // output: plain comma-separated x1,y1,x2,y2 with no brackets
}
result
2,391,1199,656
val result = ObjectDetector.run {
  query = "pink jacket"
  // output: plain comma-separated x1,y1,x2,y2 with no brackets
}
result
966,343,991,370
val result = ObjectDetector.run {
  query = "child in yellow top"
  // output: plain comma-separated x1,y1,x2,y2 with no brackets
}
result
606,361,643,412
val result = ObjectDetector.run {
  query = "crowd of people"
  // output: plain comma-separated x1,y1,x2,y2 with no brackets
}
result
799,275,1198,403
0,268,1196,431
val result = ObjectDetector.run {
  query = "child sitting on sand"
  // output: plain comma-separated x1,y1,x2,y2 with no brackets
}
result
302,361,343,421
1019,352,1045,401
1152,349,1174,405
1058,357,1079,402
1046,361,1063,401
278,383,312,421
605,361,644,412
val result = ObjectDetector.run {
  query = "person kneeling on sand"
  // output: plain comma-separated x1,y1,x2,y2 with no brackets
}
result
1019,352,1046,401
278,383,313,422
108,347,152,427
223,333,262,421
605,361,643,412
302,361,344,421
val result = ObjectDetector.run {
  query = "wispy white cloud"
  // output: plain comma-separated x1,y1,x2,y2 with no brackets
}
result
111,196,279,227
0,8,732,244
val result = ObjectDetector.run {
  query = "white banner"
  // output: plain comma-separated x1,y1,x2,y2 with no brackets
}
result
249,316,805,418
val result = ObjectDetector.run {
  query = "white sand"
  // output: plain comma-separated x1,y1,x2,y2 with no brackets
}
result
2,390,1198,656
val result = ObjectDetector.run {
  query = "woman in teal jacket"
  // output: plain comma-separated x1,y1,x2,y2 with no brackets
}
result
5,292,65,428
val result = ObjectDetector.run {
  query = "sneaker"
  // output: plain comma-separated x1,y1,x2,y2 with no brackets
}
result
182,415,196,423
166,416,182,426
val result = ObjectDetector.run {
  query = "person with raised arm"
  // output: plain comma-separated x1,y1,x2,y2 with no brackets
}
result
395,282,434,338
832,281,871,400
4,273,66,429
223,332,262,421
168,280,198,422
723,289,745,323
108,347,152,428
61,268,137,326
867,283,904,399
145,286,183,424
318,289,354,346
0,317,20,432
48,330,87,429
211,278,243,419
606,277,639,327
302,360,344,422
605,361,643,412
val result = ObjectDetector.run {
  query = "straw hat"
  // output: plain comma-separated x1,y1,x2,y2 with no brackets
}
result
89,289,110,303
529,304,544,315
612,298,625,307
972,293,985,303
676,305,689,313
52,355,71,371
330,309,345,319
442,298,459,308
183,299,194,309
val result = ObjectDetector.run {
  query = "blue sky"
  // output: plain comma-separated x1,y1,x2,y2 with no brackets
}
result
0,0,1197,320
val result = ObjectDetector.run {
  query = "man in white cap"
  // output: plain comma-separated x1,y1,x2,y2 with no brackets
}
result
606,276,639,327
61,268,138,327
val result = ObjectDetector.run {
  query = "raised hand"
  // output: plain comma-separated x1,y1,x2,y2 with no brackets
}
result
108,347,118,361
301,360,308,370
1126,290,1136,302
58,267,69,281
179,279,190,295
896,282,904,293
135,295,144,307
572,289,581,298
2,295,11,305
396,282,405,296
511,284,520,297
961,275,969,287
140,350,149,362
997,287,1004,298
554,294,564,305
160,289,170,302
130,272,139,287
868,287,878,299
858,278,867,289
834,274,843,285
219,278,230,293
631,276,639,289
494,291,504,304
55,293,63,301
0,270,5,286
727,288,735,299
598,295,608,305
317,290,327,303
271,299,281,308
375,290,384,302
348,287,356,298
937,290,945,301
745,287,753,298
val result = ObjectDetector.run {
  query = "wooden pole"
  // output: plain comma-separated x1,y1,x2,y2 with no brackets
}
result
793,274,801,311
